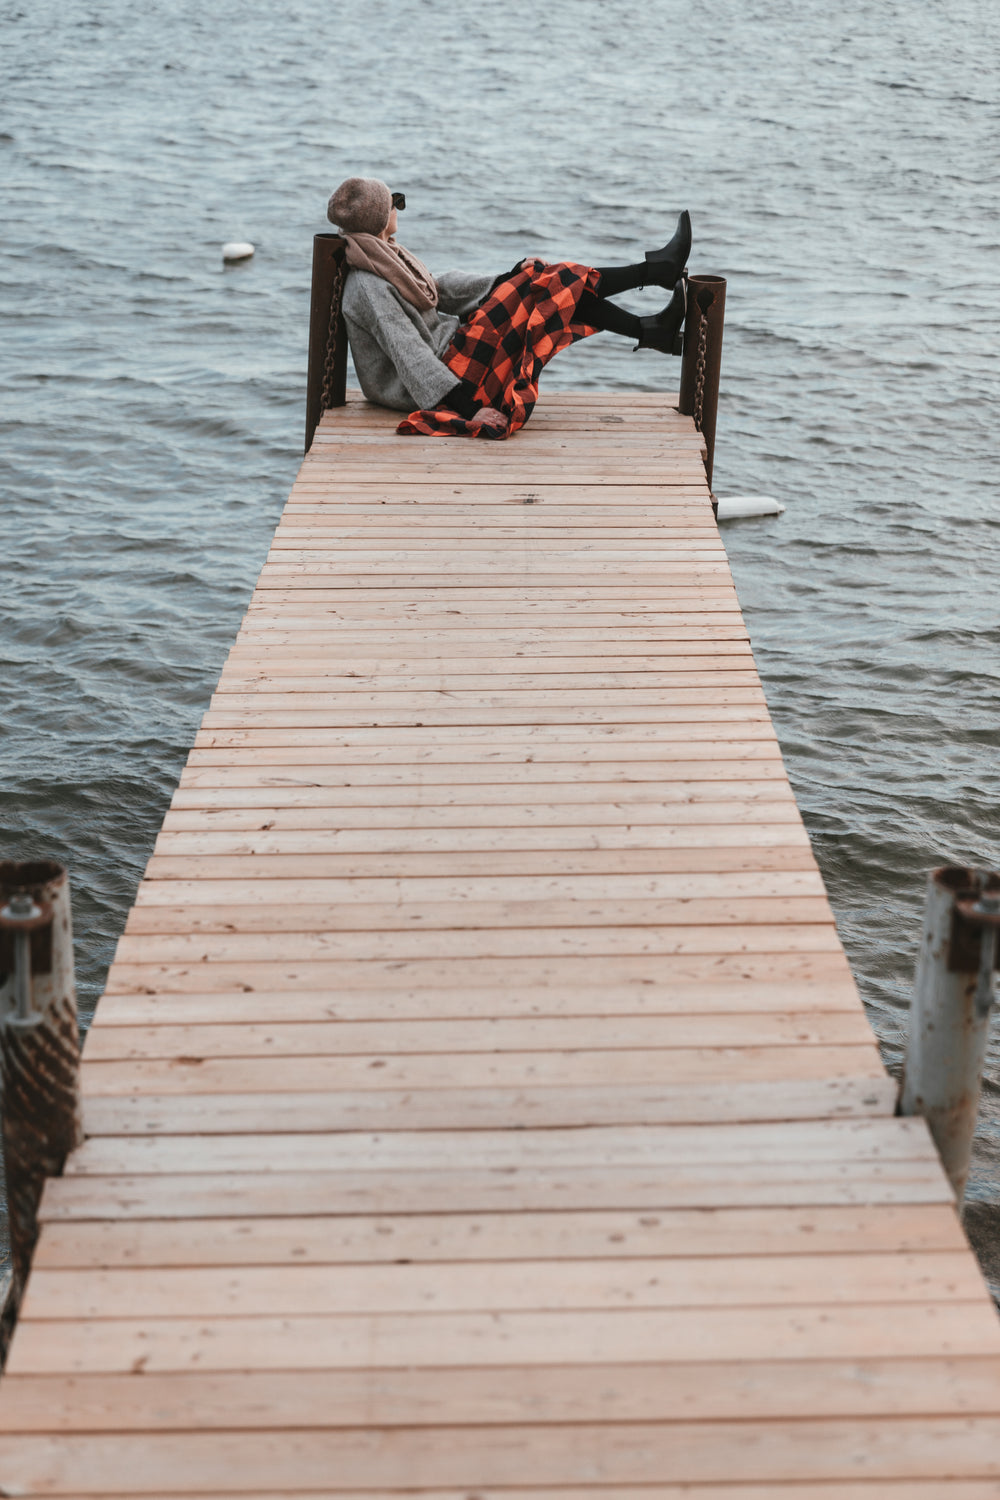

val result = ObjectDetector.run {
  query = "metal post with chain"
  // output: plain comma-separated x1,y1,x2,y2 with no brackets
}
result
678,274,727,493
305,233,349,452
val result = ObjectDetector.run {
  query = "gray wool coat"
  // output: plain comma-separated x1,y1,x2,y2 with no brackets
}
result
341,268,495,412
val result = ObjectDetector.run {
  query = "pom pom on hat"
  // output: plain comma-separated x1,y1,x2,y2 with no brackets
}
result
327,177,393,235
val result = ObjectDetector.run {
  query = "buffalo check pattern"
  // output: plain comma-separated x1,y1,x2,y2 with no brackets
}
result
397,259,600,439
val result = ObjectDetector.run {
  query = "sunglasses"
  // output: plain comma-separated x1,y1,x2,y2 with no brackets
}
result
391,191,406,211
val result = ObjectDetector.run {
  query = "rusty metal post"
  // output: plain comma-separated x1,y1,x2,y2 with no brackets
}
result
304,232,349,454
899,866,1000,1207
678,274,726,492
0,859,82,1360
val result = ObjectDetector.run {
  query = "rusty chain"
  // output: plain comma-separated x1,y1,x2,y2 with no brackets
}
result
319,256,345,412
693,296,709,433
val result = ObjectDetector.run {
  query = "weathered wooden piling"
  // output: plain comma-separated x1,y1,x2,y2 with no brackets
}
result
679,272,726,491
0,860,81,1361
304,232,348,453
900,865,1000,1204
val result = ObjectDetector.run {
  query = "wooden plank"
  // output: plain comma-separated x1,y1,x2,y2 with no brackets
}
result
197,709,775,732
31,1204,966,1270
8,1421,1000,1492
68,1119,930,1174
239,611,747,631
211,680,766,705
229,621,753,636
7,1479,1000,1500
154,806,806,836
214,672,765,695
228,625,751,641
224,639,752,657
247,590,740,606
257,566,731,583
2,1356,997,1432
283,489,717,503
190,723,782,746
120,896,833,937
280,495,714,510
182,743,783,764
65,1115,940,1176
103,950,857,994
310,430,705,444
197,708,774,732
206,691,771,716
181,748,785,770
294,462,711,478
81,1013,875,1062
10,1306,999,1377
147,833,814,862
36,1153,949,1224
226,636,752,653
256,572,731,589
265,548,730,566
21,1252,985,1322
294,468,712,483
140,850,822,882
175,759,789,786
77,1076,898,1134
166,780,797,810
77,1045,883,1099
262,552,728,567
307,437,713,448
90,978,863,1025
219,656,758,674
273,523,720,537
268,530,727,545
239,621,749,638
109,924,840,965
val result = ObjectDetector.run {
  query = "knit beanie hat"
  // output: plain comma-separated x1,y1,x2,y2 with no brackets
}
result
327,177,393,236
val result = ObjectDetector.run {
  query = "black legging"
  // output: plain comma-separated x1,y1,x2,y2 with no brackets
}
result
576,261,663,340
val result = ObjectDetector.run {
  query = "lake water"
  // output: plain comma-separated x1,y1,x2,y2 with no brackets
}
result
2,0,999,1274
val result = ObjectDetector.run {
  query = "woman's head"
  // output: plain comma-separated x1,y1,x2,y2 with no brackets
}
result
328,177,398,238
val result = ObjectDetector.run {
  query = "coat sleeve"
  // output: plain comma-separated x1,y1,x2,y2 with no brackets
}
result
348,276,460,410
434,270,496,316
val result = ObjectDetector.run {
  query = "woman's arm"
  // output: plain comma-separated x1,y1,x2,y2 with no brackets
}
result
434,270,496,316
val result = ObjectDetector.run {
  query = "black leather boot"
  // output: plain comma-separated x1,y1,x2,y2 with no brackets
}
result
644,210,692,289
634,277,687,355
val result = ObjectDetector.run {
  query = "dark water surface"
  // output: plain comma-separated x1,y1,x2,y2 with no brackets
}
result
2,0,999,1272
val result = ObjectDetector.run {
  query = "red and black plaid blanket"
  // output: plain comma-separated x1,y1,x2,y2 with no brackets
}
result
397,259,600,440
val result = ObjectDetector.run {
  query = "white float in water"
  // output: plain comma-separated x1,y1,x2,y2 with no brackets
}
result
714,495,785,521
222,241,255,262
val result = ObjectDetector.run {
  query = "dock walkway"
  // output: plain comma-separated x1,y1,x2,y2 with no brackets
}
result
2,391,1000,1494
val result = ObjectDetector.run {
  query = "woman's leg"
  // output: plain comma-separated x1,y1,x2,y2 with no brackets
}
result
578,279,688,355
591,264,662,298
575,291,641,339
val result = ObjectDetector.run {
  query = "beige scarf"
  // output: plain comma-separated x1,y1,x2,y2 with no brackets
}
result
342,232,438,312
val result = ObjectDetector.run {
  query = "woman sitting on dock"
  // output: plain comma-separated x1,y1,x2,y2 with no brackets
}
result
327,176,691,440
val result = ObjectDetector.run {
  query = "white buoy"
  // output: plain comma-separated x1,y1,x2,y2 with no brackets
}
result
222,241,255,262
714,495,785,521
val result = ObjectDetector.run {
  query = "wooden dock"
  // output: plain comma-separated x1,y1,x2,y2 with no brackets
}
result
2,390,1000,1495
